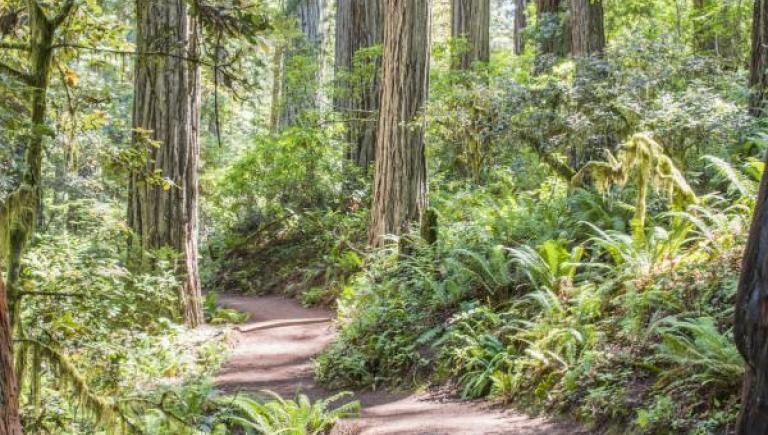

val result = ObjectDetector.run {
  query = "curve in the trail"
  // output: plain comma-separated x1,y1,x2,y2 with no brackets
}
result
215,294,585,435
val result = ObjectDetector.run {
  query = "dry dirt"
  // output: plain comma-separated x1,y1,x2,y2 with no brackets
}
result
215,294,588,435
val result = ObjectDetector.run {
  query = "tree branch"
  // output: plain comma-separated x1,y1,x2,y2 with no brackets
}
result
0,60,33,85
51,43,215,67
52,0,76,28
0,42,29,50
18,290,86,298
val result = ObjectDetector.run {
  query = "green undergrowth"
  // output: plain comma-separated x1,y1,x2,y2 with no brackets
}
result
314,166,751,434
14,202,358,434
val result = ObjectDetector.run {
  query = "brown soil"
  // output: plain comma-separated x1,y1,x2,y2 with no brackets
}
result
215,294,588,435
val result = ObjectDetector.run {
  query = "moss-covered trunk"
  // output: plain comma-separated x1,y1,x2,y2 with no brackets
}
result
0,270,21,435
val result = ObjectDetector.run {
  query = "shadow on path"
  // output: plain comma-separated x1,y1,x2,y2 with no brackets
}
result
214,294,587,435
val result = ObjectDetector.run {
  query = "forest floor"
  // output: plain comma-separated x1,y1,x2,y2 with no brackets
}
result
214,294,587,434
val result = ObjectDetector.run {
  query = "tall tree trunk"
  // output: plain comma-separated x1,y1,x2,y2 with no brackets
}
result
269,43,284,133
369,0,430,247
693,0,717,54
535,0,564,56
735,151,768,432
4,0,73,323
570,0,605,57
451,0,490,69
751,0,768,116
514,0,527,55
335,0,383,169
128,0,203,327
737,4,768,428
0,269,21,435
0,2,73,429
279,0,324,129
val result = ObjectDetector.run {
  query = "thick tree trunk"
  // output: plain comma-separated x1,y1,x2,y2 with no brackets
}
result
451,0,490,69
569,0,604,57
5,0,73,324
0,270,21,435
751,0,768,116
335,0,383,169
279,0,324,129
514,0,527,55
735,150,768,432
369,0,430,247
535,0,563,55
128,0,203,327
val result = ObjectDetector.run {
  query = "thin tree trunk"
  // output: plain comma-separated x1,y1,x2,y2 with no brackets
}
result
279,0,324,129
335,0,383,169
514,0,527,55
128,0,203,327
569,0,604,57
750,0,768,116
451,0,490,69
0,2,73,430
369,0,430,247
269,43,284,133
0,268,21,435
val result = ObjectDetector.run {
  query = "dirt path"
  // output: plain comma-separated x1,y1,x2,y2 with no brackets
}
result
215,294,585,435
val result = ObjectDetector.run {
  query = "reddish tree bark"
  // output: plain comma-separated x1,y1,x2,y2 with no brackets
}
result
750,0,768,116
451,0,490,69
335,0,383,169
368,0,431,247
128,0,203,326
569,0,605,57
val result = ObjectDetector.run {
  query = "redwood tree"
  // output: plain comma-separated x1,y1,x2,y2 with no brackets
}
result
535,0,565,56
569,0,605,57
368,0,430,247
128,0,203,326
750,0,768,116
735,145,768,433
451,0,490,69
335,0,383,169
279,0,324,129
735,3,768,430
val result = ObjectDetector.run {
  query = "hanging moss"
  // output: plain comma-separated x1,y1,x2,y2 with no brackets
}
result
572,133,697,243
0,185,36,267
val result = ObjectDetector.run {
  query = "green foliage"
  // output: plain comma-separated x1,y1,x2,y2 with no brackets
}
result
654,317,743,391
217,391,360,434
204,292,250,325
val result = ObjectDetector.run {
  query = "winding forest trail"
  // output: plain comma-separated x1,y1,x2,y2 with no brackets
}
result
215,294,583,435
